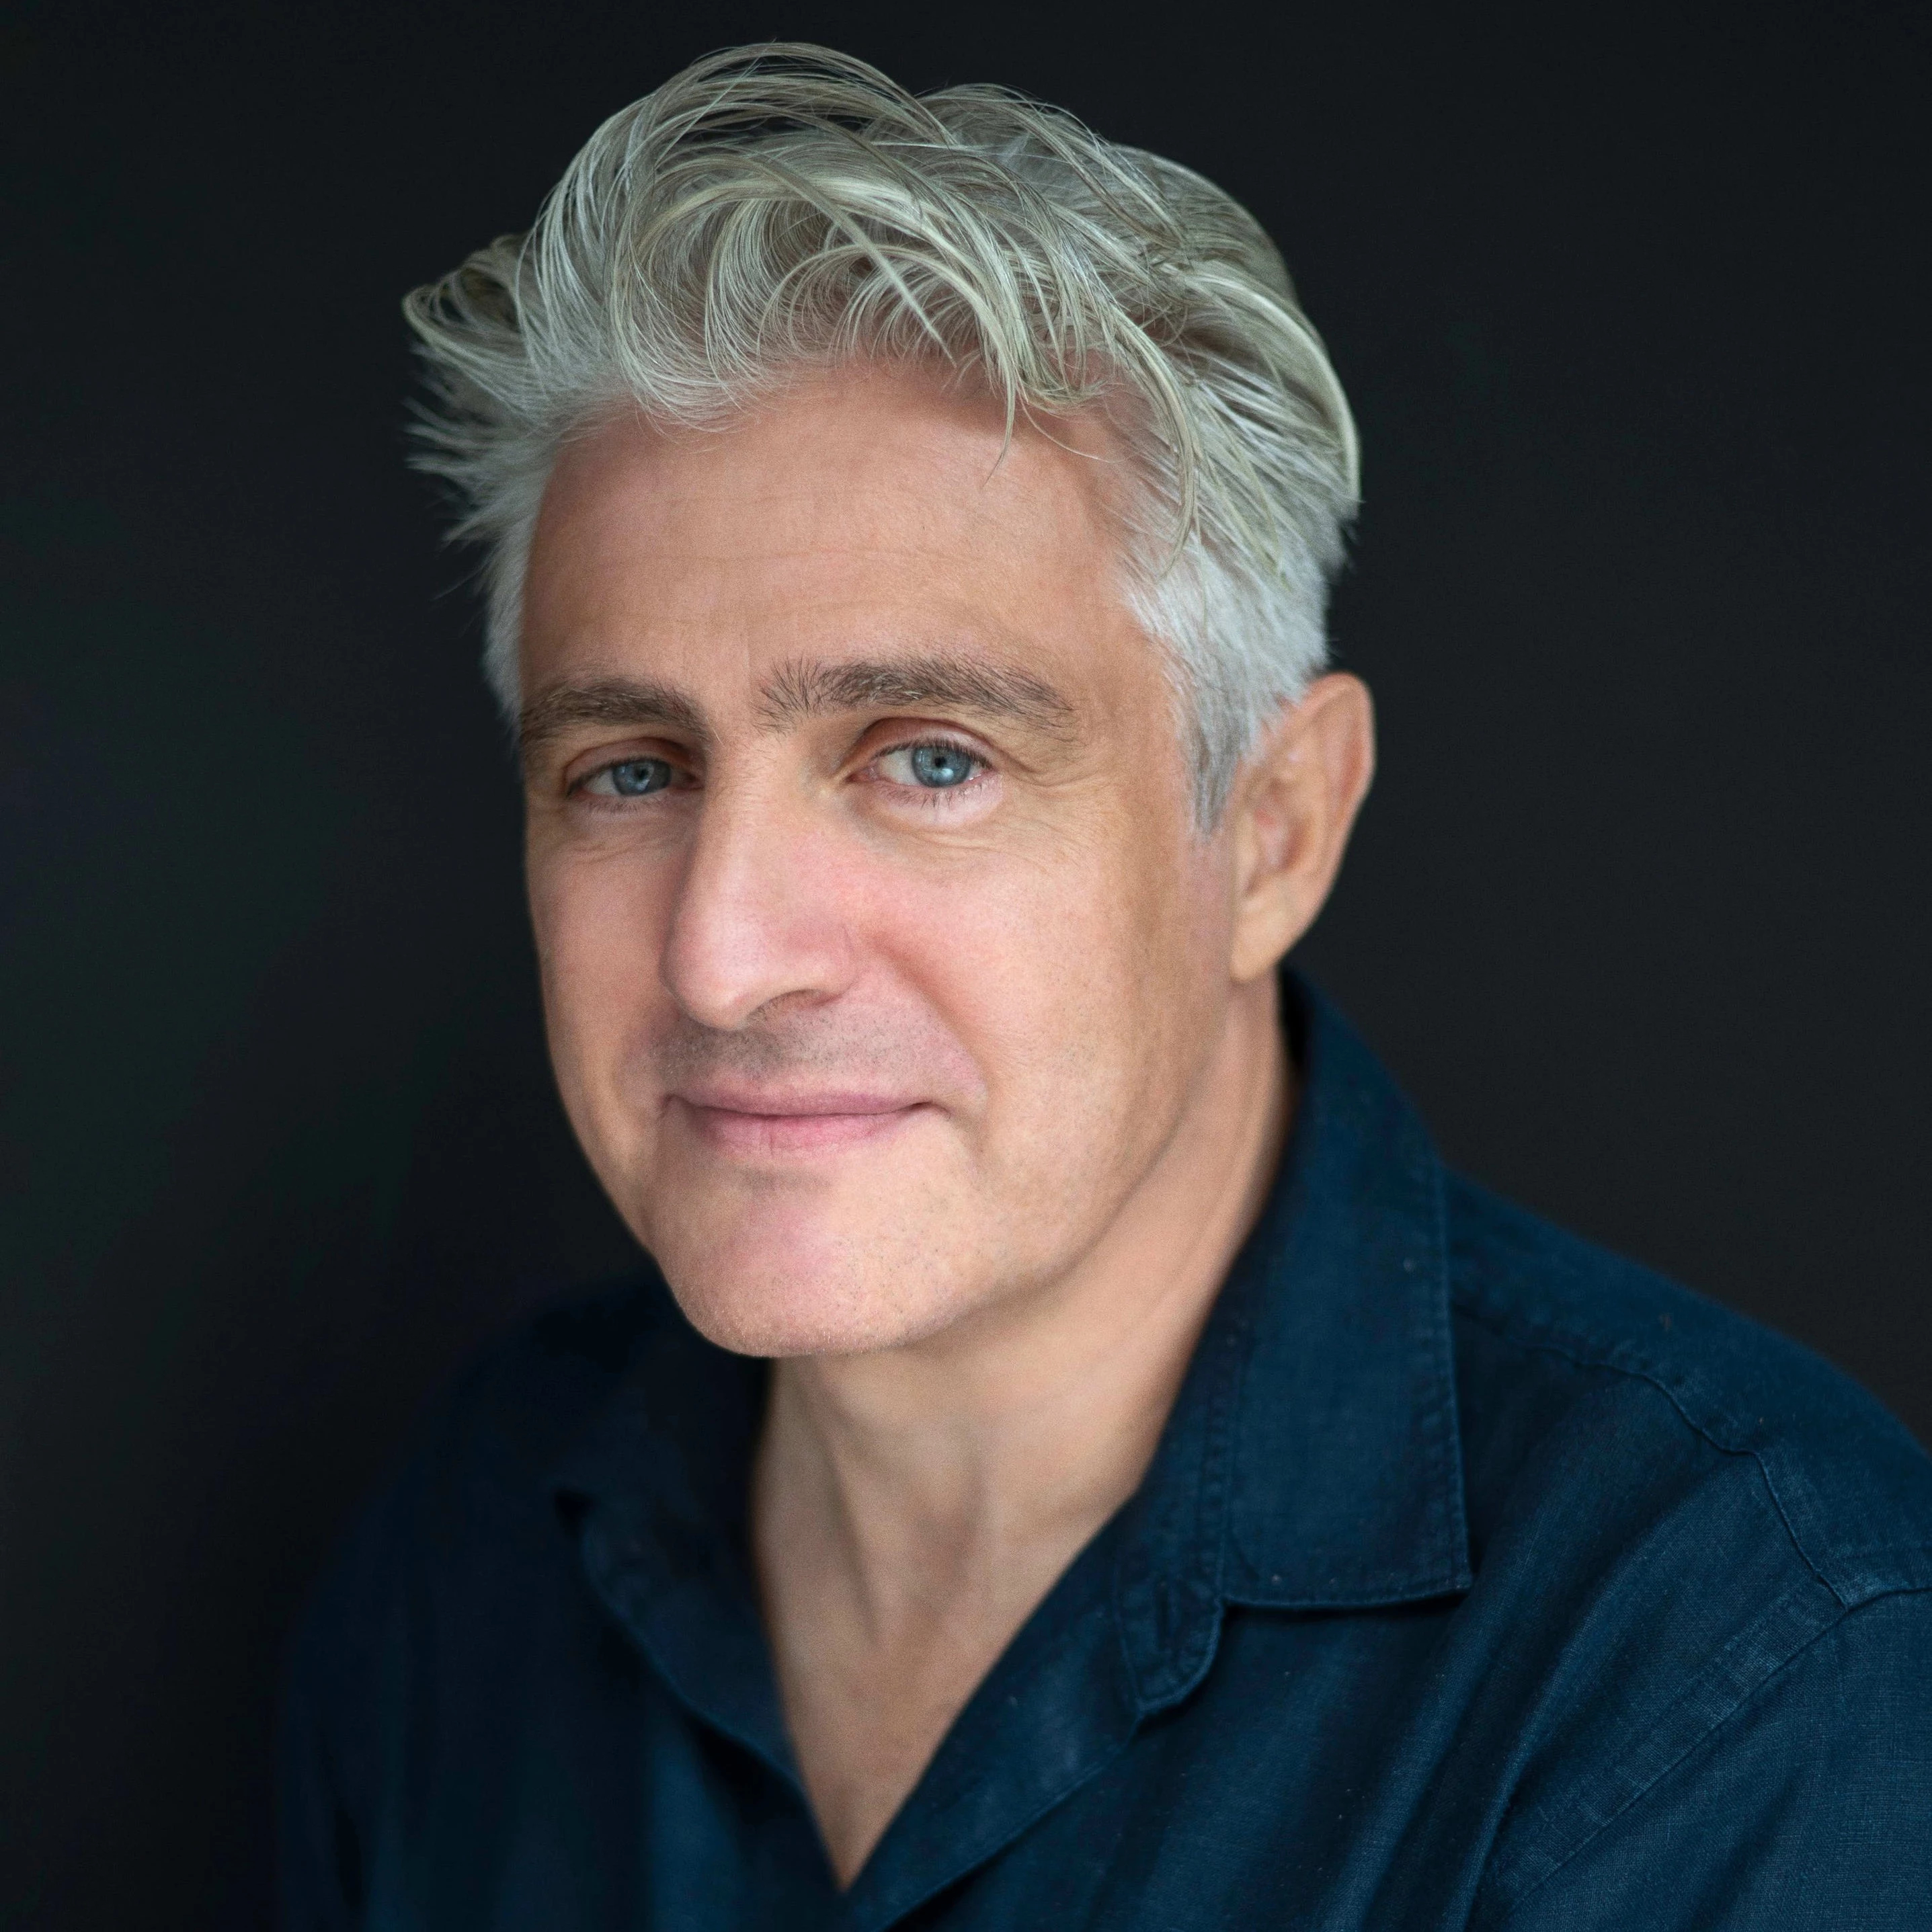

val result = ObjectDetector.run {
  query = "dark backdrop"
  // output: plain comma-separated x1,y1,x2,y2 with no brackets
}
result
3,1,1927,1925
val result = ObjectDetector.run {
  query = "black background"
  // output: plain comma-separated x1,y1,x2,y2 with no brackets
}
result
3,1,1928,1925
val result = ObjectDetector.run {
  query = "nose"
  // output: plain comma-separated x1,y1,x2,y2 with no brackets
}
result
659,776,859,1031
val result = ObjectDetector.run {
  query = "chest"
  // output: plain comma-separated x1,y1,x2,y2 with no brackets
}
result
393,1600,1533,1932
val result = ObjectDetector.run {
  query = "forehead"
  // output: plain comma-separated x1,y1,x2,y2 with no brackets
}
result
519,364,1148,701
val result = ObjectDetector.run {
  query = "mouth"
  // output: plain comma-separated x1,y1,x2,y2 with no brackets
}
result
668,1090,933,1158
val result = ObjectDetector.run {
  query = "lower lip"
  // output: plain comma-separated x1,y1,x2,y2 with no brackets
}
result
675,1099,930,1158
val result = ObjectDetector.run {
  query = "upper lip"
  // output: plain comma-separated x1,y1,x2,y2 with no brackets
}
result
670,1084,925,1118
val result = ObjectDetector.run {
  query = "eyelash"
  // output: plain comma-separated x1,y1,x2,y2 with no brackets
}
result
568,735,996,808
570,756,690,803
867,736,993,805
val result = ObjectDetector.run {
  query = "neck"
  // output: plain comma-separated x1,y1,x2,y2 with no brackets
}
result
752,974,1289,1880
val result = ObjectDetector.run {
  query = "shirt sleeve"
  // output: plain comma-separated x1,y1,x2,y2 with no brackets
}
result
1485,1586,1932,1932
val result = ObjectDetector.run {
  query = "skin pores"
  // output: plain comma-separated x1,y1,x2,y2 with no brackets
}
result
518,363,1254,1361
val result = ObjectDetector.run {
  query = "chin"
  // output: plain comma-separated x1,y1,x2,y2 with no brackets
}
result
637,1191,980,1359
625,1137,1002,1357
661,1260,965,1359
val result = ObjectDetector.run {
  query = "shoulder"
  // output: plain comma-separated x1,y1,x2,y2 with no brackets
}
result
286,1272,680,1674
1439,1181,1932,1917
1440,1179,1932,1921
382,1271,681,1518
1443,1172,1932,1609
278,1277,686,1911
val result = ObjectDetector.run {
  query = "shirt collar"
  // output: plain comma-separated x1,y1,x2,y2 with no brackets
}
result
1110,973,1471,1711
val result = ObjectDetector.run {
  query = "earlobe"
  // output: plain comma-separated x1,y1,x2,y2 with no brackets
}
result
1227,674,1376,983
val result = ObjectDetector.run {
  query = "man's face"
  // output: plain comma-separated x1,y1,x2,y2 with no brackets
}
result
520,364,1242,1357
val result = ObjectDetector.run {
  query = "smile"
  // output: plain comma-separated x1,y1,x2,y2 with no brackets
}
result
670,1093,932,1158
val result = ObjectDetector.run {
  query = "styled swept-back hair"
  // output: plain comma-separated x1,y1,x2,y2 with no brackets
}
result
405,43,1359,820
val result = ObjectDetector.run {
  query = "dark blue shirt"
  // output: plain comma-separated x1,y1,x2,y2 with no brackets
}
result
280,983,1932,1929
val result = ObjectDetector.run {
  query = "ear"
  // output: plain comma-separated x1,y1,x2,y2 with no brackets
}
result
1226,673,1376,984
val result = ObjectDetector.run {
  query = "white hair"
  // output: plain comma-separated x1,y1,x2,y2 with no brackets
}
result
404,42,1359,821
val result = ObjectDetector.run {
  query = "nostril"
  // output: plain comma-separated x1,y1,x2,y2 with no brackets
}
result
659,826,858,1030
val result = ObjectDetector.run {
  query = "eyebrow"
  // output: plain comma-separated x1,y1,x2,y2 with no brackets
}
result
520,652,1078,760
757,653,1077,736
518,677,711,760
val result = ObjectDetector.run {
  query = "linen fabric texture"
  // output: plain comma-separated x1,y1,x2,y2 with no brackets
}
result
279,981,1932,1930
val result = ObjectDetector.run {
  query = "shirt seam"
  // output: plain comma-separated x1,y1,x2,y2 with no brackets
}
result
1451,1291,1843,1605
1487,1580,1932,1923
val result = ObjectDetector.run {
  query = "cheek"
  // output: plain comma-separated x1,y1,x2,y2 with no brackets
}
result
526,834,680,1156
867,797,1230,1177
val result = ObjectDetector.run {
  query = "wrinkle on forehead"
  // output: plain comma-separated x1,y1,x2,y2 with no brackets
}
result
520,364,1157,755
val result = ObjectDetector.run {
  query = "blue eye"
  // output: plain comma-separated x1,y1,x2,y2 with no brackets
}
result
606,758,674,797
906,743,977,789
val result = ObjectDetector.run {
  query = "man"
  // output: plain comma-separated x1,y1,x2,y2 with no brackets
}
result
280,44,1932,1929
